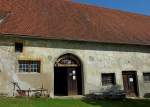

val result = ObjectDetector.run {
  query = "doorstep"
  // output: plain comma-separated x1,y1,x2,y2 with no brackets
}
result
54,95,84,99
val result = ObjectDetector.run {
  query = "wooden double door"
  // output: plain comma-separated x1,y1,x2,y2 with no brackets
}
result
54,67,82,96
122,71,138,97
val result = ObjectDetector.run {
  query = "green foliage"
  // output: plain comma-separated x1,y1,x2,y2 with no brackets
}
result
144,93,150,98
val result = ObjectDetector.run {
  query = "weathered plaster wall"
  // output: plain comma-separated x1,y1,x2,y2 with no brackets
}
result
0,36,150,97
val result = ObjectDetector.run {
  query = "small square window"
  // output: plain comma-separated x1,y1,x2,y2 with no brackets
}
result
15,42,23,52
143,73,150,82
102,73,116,85
18,60,40,73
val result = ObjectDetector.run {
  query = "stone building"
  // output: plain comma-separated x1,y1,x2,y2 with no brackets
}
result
0,0,150,98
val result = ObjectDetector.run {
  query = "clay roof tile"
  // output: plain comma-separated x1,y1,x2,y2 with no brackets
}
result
0,0,150,45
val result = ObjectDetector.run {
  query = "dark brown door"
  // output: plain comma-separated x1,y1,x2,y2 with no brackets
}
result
54,67,68,96
67,68,78,95
122,71,138,97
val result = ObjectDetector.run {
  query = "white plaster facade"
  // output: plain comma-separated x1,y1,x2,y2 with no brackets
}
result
0,36,150,97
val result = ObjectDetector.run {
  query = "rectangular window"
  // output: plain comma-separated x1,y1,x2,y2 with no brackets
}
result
143,73,150,82
18,60,40,73
102,73,116,85
15,42,23,52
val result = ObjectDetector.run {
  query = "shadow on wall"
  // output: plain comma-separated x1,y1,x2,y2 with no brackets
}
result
1,36,150,53
26,39,150,53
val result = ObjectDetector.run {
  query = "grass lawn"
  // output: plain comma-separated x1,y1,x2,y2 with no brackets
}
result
0,97,149,107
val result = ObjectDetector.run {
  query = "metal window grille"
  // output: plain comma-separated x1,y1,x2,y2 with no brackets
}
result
18,60,40,73
102,73,115,85
143,73,150,82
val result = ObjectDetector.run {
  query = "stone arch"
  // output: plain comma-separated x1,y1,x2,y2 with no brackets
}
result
54,53,83,96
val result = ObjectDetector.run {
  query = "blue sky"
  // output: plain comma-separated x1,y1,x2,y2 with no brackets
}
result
73,0,150,16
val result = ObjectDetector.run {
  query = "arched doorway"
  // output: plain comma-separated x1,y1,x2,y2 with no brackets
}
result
54,54,83,96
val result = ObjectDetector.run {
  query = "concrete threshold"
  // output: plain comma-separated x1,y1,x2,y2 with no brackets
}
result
54,95,84,99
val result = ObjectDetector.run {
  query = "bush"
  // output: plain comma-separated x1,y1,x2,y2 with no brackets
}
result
144,93,150,98
86,90,126,100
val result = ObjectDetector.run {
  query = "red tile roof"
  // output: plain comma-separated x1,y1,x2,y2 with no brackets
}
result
0,0,150,45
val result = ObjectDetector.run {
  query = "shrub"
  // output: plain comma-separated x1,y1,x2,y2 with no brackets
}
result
144,93,150,98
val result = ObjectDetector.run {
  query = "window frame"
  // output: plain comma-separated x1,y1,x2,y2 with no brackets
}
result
18,60,41,73
101,73,116,86
143,73,150,82
15,42,23,53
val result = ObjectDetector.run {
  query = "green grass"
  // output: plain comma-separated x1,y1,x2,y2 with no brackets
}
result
0,97,149,107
